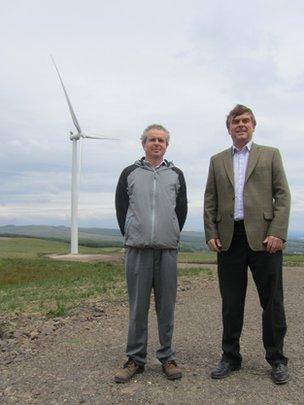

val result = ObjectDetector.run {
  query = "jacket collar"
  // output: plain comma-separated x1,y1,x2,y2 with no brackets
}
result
223,142,261,187
245,143,261,183
136,157,173,170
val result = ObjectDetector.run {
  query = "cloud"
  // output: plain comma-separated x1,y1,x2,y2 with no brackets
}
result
1,0,303,232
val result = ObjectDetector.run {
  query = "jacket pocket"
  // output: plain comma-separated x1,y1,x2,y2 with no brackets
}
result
173,215,180,234
215,214,222,223
263,212,273,220
124,215,133,236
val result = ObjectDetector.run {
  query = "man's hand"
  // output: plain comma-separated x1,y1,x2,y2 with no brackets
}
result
263,235,283,253
207,238,222,252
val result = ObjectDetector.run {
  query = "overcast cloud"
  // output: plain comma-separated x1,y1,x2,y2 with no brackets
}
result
1,0,304,233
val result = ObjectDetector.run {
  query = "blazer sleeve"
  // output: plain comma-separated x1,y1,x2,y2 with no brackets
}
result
267,149,291,241
204,158,219,243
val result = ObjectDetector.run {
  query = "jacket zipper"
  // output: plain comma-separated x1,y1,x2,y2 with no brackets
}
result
151,170,156,242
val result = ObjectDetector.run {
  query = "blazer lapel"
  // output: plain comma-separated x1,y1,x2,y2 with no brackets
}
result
245,143,261,183
223,148,234,187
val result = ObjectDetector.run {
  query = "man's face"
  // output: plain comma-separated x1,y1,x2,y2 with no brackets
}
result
228,112,255,149
142,129,168,162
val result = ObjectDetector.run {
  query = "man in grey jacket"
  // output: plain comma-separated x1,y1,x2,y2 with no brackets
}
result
114,124,187,383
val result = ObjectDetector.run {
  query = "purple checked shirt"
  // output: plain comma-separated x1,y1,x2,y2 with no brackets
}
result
232,141,252,220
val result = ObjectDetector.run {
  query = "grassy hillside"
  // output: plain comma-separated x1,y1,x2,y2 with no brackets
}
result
0,225,123,248
1,225,303,253
1,225,206,250
0,237,213,317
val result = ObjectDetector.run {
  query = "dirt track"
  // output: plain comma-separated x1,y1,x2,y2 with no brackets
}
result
0,266,303,404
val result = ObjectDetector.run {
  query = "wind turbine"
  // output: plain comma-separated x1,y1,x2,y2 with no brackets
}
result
51,56,117,254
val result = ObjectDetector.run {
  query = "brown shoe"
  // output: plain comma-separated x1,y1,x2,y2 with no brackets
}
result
162,360,182,380
114,358,145,383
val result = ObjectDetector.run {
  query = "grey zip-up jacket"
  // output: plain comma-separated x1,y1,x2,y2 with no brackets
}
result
115,158,187,249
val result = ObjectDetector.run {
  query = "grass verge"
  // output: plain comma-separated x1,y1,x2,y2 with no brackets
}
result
0,257,214,317
0,237,302,318
179,267,214,280
0,257,126,316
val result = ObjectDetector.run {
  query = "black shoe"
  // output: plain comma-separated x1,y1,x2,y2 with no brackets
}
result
271,363,289,385
211,360,241,379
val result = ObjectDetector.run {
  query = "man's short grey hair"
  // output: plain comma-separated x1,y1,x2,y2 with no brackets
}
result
140,124,170,145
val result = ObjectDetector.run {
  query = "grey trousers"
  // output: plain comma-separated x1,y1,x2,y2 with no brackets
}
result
125,247,178,365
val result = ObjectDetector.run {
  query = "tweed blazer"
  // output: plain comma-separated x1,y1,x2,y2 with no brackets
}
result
204,143,291,251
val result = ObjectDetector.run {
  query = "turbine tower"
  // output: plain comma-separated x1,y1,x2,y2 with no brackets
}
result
51,56,117,254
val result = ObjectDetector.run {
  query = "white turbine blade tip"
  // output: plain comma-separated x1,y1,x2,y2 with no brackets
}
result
51,55,82,134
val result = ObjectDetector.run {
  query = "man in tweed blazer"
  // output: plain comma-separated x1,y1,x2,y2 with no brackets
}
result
204,104,291,384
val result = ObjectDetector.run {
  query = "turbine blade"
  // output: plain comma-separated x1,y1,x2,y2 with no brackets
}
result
51,55,82,134
82,135,119,140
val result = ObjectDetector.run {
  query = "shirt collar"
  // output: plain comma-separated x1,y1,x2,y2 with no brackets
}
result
232,140,253,154
143,159,166,169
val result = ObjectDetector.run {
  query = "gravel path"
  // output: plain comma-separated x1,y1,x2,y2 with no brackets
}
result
0,266,303,404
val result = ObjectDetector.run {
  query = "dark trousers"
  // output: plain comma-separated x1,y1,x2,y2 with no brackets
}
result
217,221,287,366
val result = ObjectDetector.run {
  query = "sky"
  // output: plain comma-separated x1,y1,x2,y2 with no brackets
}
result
1,0,304,233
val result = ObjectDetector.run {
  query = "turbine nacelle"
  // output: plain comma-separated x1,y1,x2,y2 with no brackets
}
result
69,131,81,141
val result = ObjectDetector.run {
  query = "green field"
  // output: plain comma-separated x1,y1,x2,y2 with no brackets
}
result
283,254,304,266
0,237,120,258
178,251,217,263
0,237,213,317
178,250,304,267
1,237,303,317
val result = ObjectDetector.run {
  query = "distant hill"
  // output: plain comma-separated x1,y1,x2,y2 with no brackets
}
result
1,225,303,253
0,225,206,251
288,230,304,240
0,225,123,248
